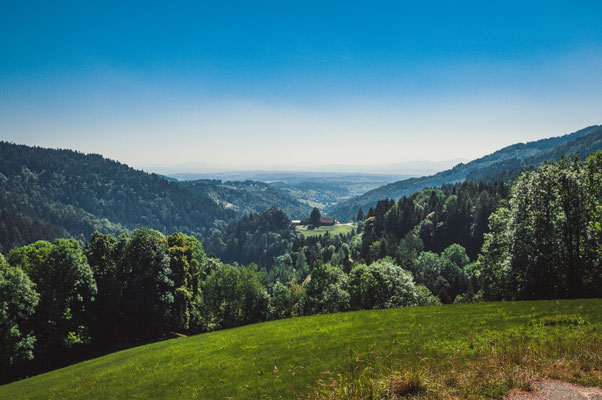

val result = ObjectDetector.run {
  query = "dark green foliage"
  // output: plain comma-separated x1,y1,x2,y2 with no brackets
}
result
0,255,39,368
0,141,236,250
269,281,303,320
181,179,311,219
466,128,602,183
478,152,602,300
166,233,206,332
360,181,509,263
302,263,349,314
202,264,269,330
310,207,321,226
8,239,97,361
413,285,441,306
203,207,297,267
0,209,66,255
356,208,364,222
282,233,360,282
0,142,315,252
348,258,416,310
2,229,218,382
409,244,475,304
117,229,173,341
84,232,121,346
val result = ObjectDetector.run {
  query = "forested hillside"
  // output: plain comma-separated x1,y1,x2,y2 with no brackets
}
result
359,181,509,261
0,143,309,252
465,127,602,182
0,142,236,252
328,125,602,220
203,207,299,267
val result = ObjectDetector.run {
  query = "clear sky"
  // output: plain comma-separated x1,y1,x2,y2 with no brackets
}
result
1,1,601,171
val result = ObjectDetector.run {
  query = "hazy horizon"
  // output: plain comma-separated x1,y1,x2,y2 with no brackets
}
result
137,157,469,175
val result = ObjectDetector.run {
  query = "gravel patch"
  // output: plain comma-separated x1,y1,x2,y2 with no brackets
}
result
508,380,602,400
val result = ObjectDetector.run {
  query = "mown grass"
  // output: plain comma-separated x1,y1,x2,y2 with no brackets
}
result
296,224,355,237
0,299,600,399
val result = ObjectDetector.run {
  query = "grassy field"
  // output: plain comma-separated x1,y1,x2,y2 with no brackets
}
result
296,223,355,237
0,299,600,400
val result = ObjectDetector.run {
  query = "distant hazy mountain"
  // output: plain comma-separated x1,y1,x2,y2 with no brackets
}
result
327,125,602,221
144,158,465,179
162,170,411,182
314,158,469,175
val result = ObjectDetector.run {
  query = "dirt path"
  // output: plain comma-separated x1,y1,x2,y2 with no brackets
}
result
507,380,602,400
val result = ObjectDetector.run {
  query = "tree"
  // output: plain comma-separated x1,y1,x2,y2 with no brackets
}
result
310,207,321,226
269,281,292,320
356,208,364,222
412,251,445,300
411,244,471,303
478,153,602,300
439,244,471,300
166,233,206,333
348,258,416,310
475,207,512,300
0,255,39,369
582,151,602,295
414,285,441,306
118,228,173,341
269,281,302,320
294,250,308,277
9,239,97,359
202,264,269,330
85,232,120,345
302,262,349,314
6,240,52,277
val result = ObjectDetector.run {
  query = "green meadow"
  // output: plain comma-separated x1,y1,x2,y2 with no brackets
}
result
296,224,355,237
1,299,600,400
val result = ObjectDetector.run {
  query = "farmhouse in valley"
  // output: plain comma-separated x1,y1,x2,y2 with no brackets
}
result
294,207,338,227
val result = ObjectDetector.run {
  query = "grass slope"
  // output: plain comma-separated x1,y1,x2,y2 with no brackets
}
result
296,224,355,237
1,299,600,399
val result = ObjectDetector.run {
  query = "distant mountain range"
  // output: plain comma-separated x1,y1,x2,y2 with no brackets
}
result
327,125,602,220
312,158,469,175
143,158,466,178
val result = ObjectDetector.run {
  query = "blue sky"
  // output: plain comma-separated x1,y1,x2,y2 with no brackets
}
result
1,1,601,170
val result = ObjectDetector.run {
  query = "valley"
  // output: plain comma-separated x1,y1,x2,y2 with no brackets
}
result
2,3,601,398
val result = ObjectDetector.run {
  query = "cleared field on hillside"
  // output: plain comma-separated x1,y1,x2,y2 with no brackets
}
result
0,299,600,400
296,223,355,237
